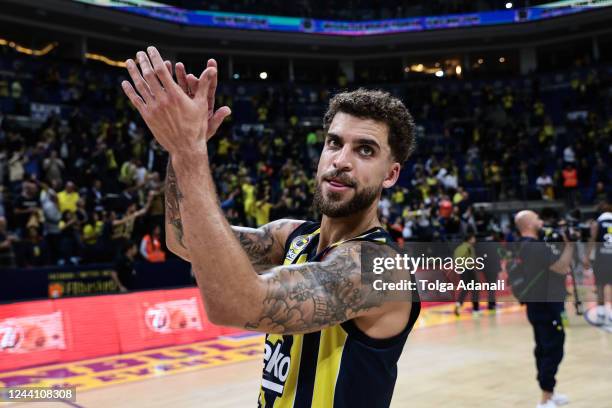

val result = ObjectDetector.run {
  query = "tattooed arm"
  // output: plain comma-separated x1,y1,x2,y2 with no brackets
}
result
232,220,304,271
165,158,189,258
241,241,412,336
165,158,302,269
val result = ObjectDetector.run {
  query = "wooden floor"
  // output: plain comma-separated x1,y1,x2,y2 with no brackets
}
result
10,304,611,408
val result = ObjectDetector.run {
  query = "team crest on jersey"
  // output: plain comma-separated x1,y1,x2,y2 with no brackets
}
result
285,234,314,264
261,337,293,396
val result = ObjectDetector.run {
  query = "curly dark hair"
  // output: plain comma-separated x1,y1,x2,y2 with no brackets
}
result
323,88,416,164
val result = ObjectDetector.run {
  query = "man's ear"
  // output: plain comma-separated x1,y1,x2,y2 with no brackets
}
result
382,162,401,189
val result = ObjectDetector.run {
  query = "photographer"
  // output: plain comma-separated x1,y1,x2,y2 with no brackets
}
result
514,210,574,408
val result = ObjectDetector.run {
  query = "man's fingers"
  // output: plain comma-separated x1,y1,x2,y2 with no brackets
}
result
207,106,231,138
175,62,191,96
195,67,216,106
136,50,163,95
206,59,218,116
146,46,178,93
186,74,199,96
125,59,154,103
121,81,146,113
164,60,173,77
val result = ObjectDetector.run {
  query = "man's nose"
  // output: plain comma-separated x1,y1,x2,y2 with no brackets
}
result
332,145,353,172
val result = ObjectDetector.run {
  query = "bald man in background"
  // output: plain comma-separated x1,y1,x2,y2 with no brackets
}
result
514,210,574,408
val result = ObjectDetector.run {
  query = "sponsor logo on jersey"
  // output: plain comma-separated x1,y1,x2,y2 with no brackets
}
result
261,338,292,395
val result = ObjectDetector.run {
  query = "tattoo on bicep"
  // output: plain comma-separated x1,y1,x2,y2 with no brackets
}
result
245,243,388,333
233,224,277,271
165,159,186,249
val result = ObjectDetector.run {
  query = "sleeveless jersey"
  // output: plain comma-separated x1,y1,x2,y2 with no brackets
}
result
257,221,421,408
596,212,612,256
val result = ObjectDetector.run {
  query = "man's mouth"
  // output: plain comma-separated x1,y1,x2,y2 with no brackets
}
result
325,177,355,189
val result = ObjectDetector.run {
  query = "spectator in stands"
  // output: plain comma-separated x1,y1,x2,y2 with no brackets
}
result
82,210,103,263
17,226,48,267
561,163,578,209
119,157,138,188
57,181,80,213
0,187,5,218
8,147,25,193
140,224,166,263
109,191,154,260
562,144,576,165
536,171,554,200
42,150,65,186
42,189,62,264
86,179,105,213
0,216,17,267
112,240,138,292
13,181,40,237
58,210,80,265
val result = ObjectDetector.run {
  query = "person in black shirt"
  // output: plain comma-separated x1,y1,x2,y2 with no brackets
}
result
113,240,138,292
0,216,17,268
13,181,40,237
514,210,574,408
476,233,502,311
583,201,612,324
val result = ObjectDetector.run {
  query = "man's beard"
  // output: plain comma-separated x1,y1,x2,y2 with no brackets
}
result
313,178,381,218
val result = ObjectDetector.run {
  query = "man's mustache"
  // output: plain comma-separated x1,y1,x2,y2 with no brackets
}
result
320,170,357,188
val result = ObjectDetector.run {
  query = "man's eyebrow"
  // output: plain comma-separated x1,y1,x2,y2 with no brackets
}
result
327,133,381,149
355,138,381,149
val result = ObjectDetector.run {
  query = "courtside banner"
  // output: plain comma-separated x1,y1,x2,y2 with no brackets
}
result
0,288,233,372
0,301,61,371
59,296,121,362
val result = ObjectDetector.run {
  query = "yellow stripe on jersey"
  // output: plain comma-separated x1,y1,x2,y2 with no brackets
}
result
275,334,304,408
311,325,349,407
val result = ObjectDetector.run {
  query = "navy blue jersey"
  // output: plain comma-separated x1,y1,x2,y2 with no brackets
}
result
257,221,421,408
596,212,612,257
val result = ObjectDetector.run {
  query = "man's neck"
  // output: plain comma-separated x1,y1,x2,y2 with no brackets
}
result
520,231,538,239
317,204,381,253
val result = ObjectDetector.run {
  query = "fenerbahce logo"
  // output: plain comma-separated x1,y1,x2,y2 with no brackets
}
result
285,234,314,264
262,337,292,395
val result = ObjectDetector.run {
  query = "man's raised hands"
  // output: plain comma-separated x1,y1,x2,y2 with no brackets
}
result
121,46,231,156
173,58,230,141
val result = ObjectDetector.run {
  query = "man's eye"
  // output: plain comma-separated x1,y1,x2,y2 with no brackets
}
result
359,145,374,156
327,139,340,148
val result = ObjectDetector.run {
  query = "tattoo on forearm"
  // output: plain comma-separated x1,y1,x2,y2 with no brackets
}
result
245,243,391,333
165,158,186,249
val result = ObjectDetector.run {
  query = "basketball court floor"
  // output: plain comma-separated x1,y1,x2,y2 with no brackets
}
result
3,303,610,408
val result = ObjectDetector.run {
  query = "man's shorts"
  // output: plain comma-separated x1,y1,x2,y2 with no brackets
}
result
593,256,612,286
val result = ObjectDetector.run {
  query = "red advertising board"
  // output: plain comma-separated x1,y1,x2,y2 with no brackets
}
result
0,288,241,372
